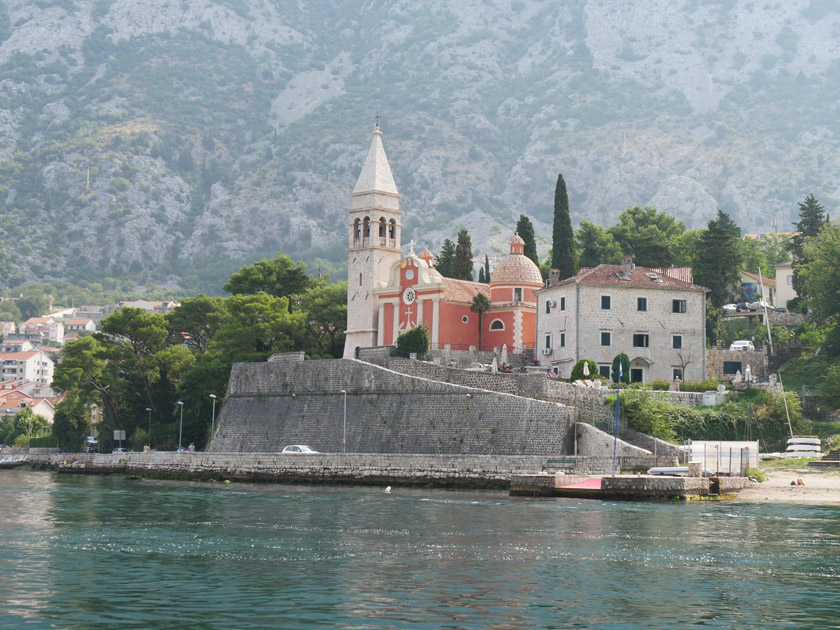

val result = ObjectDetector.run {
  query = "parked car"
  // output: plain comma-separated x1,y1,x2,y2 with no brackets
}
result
112,447,127,454
281,445,319,454
775,306,787,313
736,302,750,312
722,303,737,312
729,340,755,351
749,300,771,311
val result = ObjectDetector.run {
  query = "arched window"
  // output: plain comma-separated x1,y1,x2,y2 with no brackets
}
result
353,218,361,240
379,217,387,237
489,319,505,331
363,217,370,237
388,218,396,239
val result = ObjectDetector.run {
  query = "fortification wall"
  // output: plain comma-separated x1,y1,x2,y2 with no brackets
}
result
213,359,577,456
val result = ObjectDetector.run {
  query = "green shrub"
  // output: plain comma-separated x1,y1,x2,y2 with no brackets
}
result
29,435,58,448
680,378,721,392
611,353,630,384
650,379,671,391
396,324,430,357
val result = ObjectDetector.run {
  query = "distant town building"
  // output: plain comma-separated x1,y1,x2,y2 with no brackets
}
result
774,261,796,310
19,317,64,344
740,271,775,306
0,321,15,337
0,350,54,387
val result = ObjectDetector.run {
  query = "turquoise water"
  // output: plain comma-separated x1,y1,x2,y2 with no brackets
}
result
1,471,839,629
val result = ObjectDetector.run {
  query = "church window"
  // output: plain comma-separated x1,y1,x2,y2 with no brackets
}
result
514,288,523,302
353,218,361,240
363,216,371,237
462,315,469,323
489,319,504,331
389,219,396,239
359,273,362,286
379,217,387,237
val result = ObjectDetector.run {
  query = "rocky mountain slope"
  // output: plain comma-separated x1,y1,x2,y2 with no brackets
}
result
1,0,839,292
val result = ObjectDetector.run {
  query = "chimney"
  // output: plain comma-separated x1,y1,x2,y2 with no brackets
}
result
548,269,561,286
622,255,633,275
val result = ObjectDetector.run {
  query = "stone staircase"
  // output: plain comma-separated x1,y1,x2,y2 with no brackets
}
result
808,449,840,469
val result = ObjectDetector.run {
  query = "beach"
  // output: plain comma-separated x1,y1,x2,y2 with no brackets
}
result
736,467,840,504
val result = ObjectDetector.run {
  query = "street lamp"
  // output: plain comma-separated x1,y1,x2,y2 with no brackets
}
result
177,401,184,451
145,407,152,449
209,394,217,444
340,390,346,454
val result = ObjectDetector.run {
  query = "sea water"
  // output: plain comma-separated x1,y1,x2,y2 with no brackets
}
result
1,469,839,629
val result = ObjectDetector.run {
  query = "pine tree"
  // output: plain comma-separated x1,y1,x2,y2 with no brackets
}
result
551,173,578,279
516,214,539,266
790,194,828,297
453,229,474,281
435,239,456,277
483,255,491,284
693,210,743,308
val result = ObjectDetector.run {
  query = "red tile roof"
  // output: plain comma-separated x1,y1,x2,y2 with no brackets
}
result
547,264,708,292
741,271,776,288
442,278,492,303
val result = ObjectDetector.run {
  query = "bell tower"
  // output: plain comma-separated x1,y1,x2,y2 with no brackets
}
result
343,124,403,358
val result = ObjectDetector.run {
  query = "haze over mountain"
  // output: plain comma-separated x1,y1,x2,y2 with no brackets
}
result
1,0,838,292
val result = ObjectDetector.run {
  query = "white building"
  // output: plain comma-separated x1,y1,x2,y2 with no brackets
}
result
774,261,796,310
19,317,64,344
0,351,55,386
536,256,708,383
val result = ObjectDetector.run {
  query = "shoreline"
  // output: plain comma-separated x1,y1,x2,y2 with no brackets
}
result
735,468,840,504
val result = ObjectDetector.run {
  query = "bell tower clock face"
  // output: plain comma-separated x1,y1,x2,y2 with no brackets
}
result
402,288,416,305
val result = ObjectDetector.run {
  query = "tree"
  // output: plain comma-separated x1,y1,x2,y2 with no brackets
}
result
299,281,347,358
607,206,685,268
396,324,430,356
435,239,456,277
470,293,491,351
790,194,829,297
515,214,539,266
52,393,91,450
692,210,743,308
223,253,312,299
483,255,491,284
551,173,578,278
477,266,486,283
453,229,474,281
611,353,630,384
165,294,227,354
576,220,622,268
571,359,598,381
800,222,840,322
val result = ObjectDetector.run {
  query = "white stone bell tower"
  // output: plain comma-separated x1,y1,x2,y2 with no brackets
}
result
343,124,403,358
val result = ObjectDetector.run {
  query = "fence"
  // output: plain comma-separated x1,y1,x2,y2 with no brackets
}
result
682,441,758,476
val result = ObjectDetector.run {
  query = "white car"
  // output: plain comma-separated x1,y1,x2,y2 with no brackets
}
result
749,300,771,311
722,303,737,312
281,445,319,454
729,340,755,351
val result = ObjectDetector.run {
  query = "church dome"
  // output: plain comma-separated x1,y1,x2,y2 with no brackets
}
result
490,235,543,285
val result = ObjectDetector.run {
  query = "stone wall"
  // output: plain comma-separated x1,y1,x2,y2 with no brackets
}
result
212,359,577,456
706,348,769,382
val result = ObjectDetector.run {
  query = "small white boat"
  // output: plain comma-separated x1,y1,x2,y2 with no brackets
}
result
785,436,821,455
787,436,820,446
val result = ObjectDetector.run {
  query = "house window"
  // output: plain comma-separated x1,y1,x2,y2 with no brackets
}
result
633,333,649,348
672,299,687,313
637,297,647,312
560,296,566,311
673,368,683,380
489,319,504,330
599,364,611,379
723,361,742,375
786,275,792,286
600,331,611,346
673,335,683,349
514,288,523,302
601,295,611,310
544,334,552,350
545,300,551,314
559,332,566,347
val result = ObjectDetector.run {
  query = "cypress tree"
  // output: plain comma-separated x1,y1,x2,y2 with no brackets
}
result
478,266,486,283
693,210,743,308
453,229,474,281
435,239,456,277
551,173,578,279
516,214,539,266
484,255,491,284
790,194,828,297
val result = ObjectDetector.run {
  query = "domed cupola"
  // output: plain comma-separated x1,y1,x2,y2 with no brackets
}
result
490,234,543,287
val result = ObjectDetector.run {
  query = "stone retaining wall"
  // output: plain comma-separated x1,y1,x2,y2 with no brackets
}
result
706,348,769,382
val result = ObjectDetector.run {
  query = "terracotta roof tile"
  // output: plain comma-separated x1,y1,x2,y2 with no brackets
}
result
442,278,491,303
741,271,776,288
548,264,707,292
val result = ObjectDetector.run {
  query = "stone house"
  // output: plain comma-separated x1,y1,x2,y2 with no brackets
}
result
535,256,708,383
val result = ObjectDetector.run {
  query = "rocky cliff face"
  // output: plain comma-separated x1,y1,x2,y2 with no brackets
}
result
0,0,837,291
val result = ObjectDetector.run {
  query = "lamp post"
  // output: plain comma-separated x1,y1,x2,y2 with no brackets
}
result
145,407,152,449
209,394,217,444
177,401,184,451
340,390,347,454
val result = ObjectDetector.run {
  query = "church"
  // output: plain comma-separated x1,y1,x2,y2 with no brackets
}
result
343,126,543,359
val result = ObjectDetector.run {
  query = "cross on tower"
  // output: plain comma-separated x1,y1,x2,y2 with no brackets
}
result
374,112,380,131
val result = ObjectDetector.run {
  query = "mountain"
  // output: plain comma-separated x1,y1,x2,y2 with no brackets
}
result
1,0,839,293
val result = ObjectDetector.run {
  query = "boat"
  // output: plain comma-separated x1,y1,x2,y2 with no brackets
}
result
784,436,821,456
